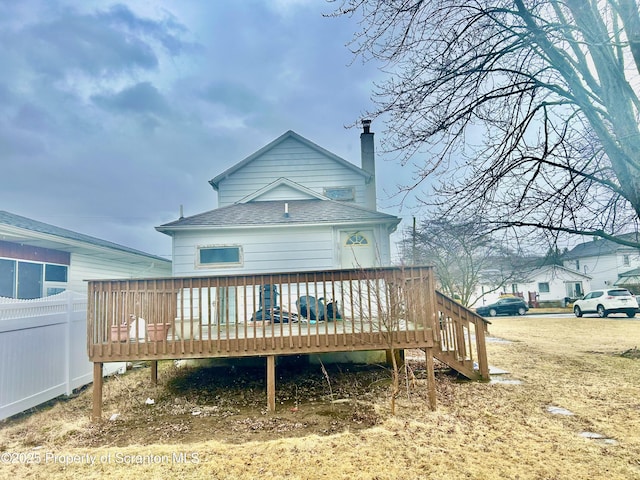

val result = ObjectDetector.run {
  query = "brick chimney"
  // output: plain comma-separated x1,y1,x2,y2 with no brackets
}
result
360,119,376,210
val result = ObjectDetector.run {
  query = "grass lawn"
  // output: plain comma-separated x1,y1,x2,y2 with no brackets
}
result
1,315,639,479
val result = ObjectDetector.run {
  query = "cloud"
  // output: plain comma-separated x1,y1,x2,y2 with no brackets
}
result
199,81,269,115
9,3,197,82
91,81,171,116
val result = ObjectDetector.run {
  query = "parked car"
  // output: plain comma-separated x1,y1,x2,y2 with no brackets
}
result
573,288,638,318
476,297,529,317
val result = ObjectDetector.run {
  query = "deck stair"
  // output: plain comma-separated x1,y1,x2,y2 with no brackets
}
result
431,291,490,381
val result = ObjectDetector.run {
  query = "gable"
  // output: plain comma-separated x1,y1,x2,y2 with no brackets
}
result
239,178,327,203
209,131,371,207
522,265,591,283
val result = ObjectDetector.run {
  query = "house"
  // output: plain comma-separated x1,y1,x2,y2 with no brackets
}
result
515,265,591,307
155,123,401,360
156,123,401,277
0,211,172,419
563,233,640,292
473,264,591,308
0,210,172,298
87,124,490,418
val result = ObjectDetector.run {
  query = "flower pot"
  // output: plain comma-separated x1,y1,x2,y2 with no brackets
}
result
110,325,129,342
146,323,171,342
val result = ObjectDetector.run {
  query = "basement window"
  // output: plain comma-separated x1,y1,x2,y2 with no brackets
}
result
197,246,242,267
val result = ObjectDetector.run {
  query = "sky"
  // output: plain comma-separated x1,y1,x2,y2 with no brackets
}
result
0,0,423,260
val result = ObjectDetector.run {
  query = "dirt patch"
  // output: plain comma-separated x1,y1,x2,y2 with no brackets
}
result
4,355,442,449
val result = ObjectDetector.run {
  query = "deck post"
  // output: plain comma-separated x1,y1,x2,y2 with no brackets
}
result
150,361,158,385
386,349,404,369
424,348,437,411
475,321,490,381
92,362,103,421
267,355,276,412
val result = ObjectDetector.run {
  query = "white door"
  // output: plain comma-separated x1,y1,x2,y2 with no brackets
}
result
340,230,376,268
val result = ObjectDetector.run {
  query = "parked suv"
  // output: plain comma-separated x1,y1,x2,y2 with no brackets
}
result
573,288,638,318
476,297,529,317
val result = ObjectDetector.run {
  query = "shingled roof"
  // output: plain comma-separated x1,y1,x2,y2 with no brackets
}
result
563,233,640,260
0,210,170,262
156,199,400,232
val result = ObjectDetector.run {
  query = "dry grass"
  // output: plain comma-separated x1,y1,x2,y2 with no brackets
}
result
1,315,640,479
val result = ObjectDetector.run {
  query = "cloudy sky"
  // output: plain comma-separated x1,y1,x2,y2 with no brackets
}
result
1,0,422,259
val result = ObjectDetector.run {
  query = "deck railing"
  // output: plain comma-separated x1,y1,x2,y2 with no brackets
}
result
87,266,440,362
435,291,490,380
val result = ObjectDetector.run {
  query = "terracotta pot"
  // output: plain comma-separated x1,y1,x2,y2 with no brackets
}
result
147,323,171,341
110,325,129,342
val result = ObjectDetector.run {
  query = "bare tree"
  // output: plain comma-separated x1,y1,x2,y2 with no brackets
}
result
399,216,521,306
333,0,640,248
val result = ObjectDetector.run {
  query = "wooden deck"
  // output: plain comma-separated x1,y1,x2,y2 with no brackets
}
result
87,266,489,419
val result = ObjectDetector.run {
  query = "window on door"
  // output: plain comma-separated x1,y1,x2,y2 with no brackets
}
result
345,233,369,246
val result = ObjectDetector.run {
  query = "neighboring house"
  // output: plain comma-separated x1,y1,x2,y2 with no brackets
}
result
0,211,172,298
517,265,591,307
156,124,401,277
473,264,591,308
563,233,640,292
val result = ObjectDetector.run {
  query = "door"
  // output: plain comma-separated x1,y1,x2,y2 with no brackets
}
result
340,230,376,269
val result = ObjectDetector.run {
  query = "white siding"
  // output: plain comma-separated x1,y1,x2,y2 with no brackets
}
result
563,254,622,290
617,250,640,273
172,222,394,278
519,272,589,303
252,184,317,202
68,253,172,293
217,137,367,207
172,226,337,276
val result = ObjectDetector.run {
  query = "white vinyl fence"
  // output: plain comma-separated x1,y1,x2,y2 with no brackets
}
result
0,291,123,421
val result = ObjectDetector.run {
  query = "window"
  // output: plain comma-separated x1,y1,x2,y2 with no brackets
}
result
538,282,550,293
324,187,355,201
575,260,580,271
623,255,630,266
0,259,68,299
17,262,42,299
346,234,368,246
45,264,68,282
197,246,242,267
0,259,16,297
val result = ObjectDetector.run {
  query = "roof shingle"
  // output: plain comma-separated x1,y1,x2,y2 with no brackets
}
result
157,199,400,231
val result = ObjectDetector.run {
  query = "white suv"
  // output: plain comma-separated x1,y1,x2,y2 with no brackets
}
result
573,288,638,318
